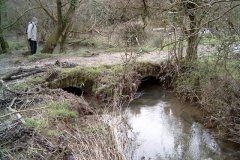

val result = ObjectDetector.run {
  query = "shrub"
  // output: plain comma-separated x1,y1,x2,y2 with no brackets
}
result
121,22,146,46
175,58,240,140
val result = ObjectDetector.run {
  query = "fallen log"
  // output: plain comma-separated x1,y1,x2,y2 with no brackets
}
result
0,80,41,97
2,67,46,81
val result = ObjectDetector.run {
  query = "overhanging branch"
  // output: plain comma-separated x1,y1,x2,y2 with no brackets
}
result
3,7,41,30
37,0,57,22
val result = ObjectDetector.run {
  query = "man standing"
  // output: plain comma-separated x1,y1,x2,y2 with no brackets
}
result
27,17,38,54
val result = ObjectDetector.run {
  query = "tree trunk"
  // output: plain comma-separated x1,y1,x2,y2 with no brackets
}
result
41,27,63,53
41,0,63,53
141,0,148,30
41,0,76,54
60,24,71,53
186,31,198,61
184,1,199,61
0,0,9,54
0,33,9,53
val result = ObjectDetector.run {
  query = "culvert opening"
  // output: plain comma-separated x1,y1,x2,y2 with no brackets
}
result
62,87,83,96
132,76,160,99
140,76,160,87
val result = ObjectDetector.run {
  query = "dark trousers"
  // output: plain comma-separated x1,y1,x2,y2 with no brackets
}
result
29,40,37,54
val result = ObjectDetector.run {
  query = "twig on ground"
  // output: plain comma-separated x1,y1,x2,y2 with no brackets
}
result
0,106,48,119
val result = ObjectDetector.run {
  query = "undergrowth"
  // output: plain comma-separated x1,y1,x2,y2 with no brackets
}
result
9,75,44,91
175,56,240,143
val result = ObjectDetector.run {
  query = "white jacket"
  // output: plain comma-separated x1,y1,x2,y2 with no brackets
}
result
27,22,37,41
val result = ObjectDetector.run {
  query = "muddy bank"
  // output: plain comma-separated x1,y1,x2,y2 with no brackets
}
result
0,60,177,159
1,59,173,159
0,80,125,160
1,57,239,159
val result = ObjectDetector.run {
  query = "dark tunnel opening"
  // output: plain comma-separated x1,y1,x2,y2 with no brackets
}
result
62,87,83,96
132,76,161,100
139,76,160,88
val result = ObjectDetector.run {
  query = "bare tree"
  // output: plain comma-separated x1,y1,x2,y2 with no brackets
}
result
40,0,80,53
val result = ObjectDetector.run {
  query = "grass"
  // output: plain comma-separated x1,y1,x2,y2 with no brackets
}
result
51,61,162,99
8,39,26,51
27,53,54,62
104,47,124,52
60,64,122,79
10,75,44,91
85,122,109,135
0,53,8,59
47,129,60,137
51,64,129,98
47,101,77,118
199,36,219,45
25,118,48,130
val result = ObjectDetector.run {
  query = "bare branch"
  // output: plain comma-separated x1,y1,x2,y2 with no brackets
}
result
2,7,40,30
37,0,57,22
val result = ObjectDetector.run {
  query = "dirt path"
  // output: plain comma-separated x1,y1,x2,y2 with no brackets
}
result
0,51,168,78
30,45,214,67
0,54,22,77
29,51,169,67
0,45,214,77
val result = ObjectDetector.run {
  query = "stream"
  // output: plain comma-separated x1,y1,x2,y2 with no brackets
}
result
125,85,240,160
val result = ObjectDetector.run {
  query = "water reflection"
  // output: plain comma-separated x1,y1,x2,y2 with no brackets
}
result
126,85,225,160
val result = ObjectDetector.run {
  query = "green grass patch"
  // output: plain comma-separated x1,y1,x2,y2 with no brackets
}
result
47,129,60,137
60,64,123,79
10,75,44,91
27,53,53,62
199,36,219,45
25,118,48,130
50,64,126,97
8,40,26,51
104,47,124,52
0,53,8,59
47,101,77,118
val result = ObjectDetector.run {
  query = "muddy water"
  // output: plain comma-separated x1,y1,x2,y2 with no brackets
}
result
126,85,239,160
